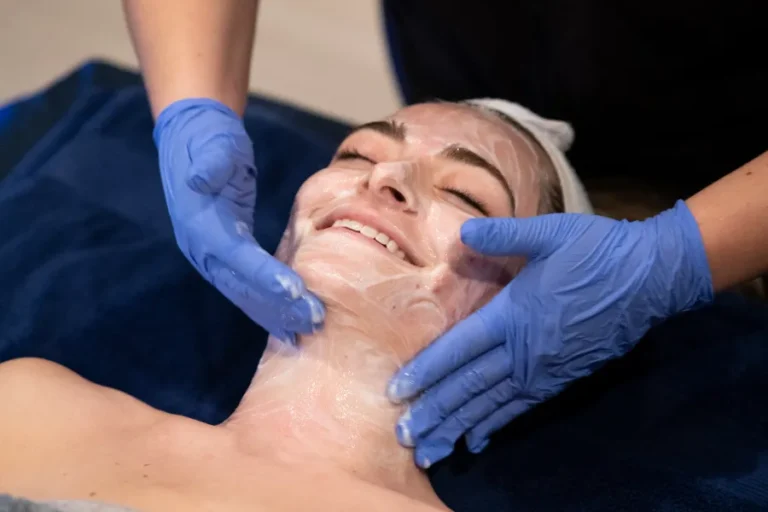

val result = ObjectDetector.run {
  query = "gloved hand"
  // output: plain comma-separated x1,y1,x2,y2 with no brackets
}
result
388,200,713,468
154,98,324,343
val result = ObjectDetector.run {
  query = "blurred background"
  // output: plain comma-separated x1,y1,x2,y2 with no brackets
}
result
0,0,401,123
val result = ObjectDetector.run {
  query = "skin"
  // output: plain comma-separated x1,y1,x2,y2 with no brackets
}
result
686,150,768,291
122,0,259,117
0,103,548,512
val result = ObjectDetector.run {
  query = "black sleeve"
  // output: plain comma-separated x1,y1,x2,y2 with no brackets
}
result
382,0,768,197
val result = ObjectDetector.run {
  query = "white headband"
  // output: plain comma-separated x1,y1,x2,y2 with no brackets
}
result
464,98,592,214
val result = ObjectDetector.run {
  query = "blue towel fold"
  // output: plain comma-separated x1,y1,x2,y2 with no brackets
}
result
1,61,766,511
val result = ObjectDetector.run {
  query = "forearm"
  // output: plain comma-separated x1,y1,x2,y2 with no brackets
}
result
122,0,259,118
686,150,768,291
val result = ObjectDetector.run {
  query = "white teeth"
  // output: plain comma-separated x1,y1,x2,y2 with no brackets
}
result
330,218,406,261
360,225,377,238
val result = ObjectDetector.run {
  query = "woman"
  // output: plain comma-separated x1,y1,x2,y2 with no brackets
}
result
0,100,586,511
123,0,768,467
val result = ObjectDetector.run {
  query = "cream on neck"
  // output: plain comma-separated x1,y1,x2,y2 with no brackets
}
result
222,306,444,507
218,147,516,509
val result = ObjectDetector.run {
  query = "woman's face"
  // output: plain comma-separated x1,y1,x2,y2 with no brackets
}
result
275,103,546,361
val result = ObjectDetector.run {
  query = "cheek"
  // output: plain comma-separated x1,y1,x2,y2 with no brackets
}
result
427,261,509,329
420,203,470,265
293,168,357,214
420,205,512,326
274,168,361,263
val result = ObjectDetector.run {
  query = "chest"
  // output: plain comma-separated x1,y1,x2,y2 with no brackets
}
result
4,437,431,512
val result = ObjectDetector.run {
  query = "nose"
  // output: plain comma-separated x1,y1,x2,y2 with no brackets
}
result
367,161,421,211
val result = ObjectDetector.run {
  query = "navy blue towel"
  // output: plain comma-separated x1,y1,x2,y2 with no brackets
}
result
1,61,766,511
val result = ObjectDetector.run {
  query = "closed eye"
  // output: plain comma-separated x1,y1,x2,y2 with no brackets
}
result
335,149,489,216
335,148,376,164
444,188,489,216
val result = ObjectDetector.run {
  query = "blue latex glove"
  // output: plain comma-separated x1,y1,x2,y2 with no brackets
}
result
153,98,324,343
388,200,713,468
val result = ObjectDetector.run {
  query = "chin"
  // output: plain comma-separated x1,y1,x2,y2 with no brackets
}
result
287,238,447,352
290,245,408,308
288,229,411,285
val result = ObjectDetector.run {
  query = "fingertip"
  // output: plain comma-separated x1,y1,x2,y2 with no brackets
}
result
459,218,483,244
283,299,320,334
187,173,216,195
467,437,490,454
274,273,304,300
415,443,453,469
279,291,325,336
303,292,326,327
387,373,418,404
387,378,405,404
464,431,481,451
396,417,414,448
272,329,297,347
461,218,512,251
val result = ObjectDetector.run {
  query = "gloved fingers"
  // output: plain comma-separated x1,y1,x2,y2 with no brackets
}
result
461,214,576,260
206,253,321,340
411,377,523,468
466,437,490,454
186,138,241,195
411,434,459,470
269,328,298,346
222,241,323,319
395,345,510,447
464,398,534,453
387,305,505,404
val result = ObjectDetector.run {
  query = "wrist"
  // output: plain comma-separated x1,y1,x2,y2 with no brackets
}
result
145,72,248,119
154,86,247,119
646,200,714,318
153,98,243,148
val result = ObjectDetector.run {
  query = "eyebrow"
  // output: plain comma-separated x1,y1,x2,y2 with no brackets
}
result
345,121,515,213
346,120,406,142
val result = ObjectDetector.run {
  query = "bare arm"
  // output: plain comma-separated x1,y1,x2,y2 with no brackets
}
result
122,0,260,117
686,150,768,291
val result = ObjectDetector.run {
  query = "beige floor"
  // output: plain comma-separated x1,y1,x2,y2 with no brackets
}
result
0,0,401,123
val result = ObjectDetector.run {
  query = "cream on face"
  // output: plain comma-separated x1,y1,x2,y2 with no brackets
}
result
275,102,544,360
227,103,549,500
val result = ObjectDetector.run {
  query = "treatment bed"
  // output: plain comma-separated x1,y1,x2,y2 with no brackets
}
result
1,61,767,511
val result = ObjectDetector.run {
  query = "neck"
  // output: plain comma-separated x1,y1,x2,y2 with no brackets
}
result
222,313,442,507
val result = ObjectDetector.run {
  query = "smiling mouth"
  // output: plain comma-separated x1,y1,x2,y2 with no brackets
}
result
328,219,414,264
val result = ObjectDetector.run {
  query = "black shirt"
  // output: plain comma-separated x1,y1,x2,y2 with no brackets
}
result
382,0,767,198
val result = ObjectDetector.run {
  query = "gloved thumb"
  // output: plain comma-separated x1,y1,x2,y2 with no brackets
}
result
186,137,243,195
461,215,573,260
